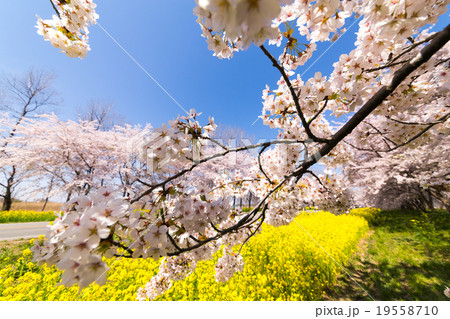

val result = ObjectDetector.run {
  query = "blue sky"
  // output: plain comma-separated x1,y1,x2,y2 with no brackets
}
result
0,1,448,140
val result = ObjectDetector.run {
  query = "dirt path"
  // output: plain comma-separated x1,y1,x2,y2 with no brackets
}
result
323,230,377,301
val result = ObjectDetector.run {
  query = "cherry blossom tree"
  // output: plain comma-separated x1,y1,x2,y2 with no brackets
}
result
32,0,449,299
8,114,151,202
344,131,449,211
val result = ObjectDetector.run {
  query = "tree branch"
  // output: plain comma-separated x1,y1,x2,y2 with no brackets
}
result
293,23,450,175
258,144,274,184
131,138,307,203
308,96,329,125
364,33,438,73
260,45,331,143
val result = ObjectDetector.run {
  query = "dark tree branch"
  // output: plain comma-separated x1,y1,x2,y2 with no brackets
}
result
363,120,398,149
386,112,450,126
199,135,228,150
49,0,61,18
258,144,274,184
166,232,183,252
364,33,439,73
131,139,307,203
189,235,202,244
238,204,267,254
306,170,327,190
294,24,450,171
308,96,329,125
260,45,331,143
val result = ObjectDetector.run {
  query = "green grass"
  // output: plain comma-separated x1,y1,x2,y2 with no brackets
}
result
327,209,450,300
0,240,32,271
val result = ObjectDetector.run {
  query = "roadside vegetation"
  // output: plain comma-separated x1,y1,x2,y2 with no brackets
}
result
0,239,31,271
0,210,57,224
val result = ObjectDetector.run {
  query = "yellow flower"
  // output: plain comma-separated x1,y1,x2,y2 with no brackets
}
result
0,210,367,301
22,248,33,257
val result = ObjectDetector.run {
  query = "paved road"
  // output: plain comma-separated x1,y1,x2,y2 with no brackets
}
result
0,222,49,241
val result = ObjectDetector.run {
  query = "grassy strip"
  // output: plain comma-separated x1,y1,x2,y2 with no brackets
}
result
0,210,57,223
0,240,32,271
327,209,450,301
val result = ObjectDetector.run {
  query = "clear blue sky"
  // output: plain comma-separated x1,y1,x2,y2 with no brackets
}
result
1,1,448,140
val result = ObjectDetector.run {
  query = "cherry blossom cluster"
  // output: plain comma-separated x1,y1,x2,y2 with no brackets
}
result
128,192,232,258
194,0,355,59
194,0,286,58
346,42,449,151
256,145,351,216
261,0,449,168
31,187,132,289
328,1,448,116
274,0,353,42
214,246,244,282
141,109,217,173
344,135,450,211
5,113,152,200
130,193,256,299
278,42,317,71
36,0,98,58
266,1,448,125
261,72,336,142
137,254,197,300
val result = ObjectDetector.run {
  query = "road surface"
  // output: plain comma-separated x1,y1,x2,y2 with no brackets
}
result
0,222,49,241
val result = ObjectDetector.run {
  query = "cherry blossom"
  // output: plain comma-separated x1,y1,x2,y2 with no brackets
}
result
445,287,450,299
36,0,98,58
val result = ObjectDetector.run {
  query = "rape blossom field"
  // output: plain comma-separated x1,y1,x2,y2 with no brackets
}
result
0,210,57,224
0,210,369,301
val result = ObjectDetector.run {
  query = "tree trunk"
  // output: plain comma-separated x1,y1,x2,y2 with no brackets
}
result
426,188,435,211
83,183,92,195
41,197,49,211
1,166,16,211
66,191,72,202
1,188,12,211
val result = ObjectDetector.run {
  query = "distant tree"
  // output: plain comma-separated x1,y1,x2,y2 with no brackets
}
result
10,114,152,201
344,134,449,211
0,69,58,211
212,123,256,147
77,99,125,131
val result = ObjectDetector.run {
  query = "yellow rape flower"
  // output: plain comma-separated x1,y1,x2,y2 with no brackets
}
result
0,210,367,301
